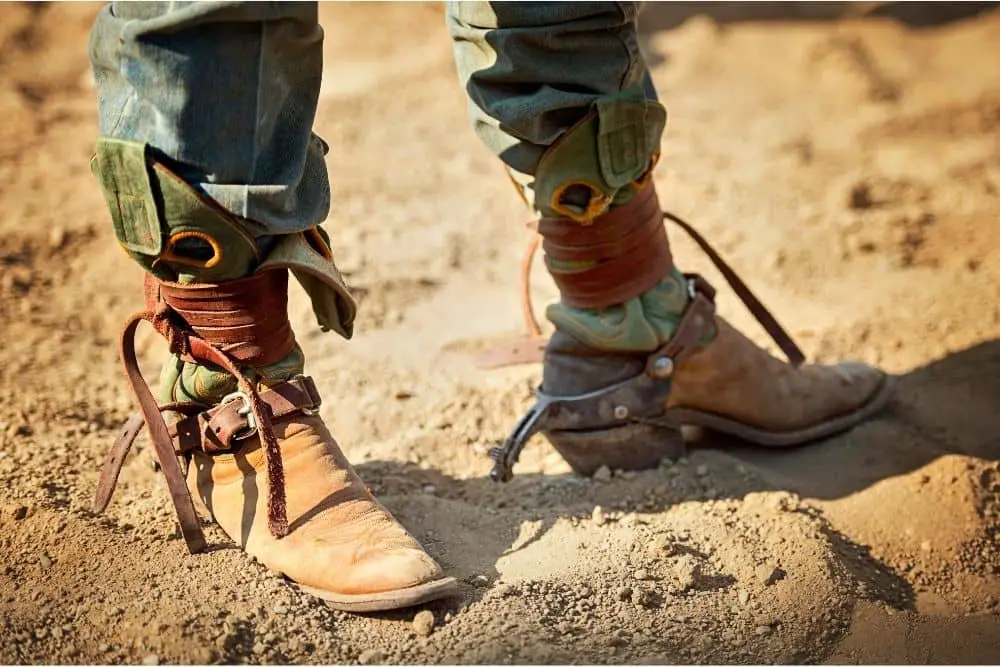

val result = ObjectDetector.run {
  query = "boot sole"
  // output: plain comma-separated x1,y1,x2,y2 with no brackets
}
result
668,373,897,447
547,421,687,477
298,576,460,613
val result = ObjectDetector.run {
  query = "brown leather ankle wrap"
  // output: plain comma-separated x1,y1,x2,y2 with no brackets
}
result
143,269,295,367
538,183,673,309
93,268,304,555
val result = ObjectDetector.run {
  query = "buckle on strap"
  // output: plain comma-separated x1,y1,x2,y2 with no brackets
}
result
219,390,257,439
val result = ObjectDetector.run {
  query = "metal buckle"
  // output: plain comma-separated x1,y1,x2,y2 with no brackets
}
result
219,390,256,437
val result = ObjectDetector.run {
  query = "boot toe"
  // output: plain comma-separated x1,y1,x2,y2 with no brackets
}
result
342,547,445,595
828,361,887,407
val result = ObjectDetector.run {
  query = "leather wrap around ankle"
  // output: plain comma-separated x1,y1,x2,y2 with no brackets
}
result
538,184,673,309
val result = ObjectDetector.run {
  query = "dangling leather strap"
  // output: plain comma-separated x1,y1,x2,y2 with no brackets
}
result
663,212,805,366
96,270,299,553
477,194,806,368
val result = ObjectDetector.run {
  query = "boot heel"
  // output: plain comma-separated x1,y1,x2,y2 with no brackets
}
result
545,422,686,477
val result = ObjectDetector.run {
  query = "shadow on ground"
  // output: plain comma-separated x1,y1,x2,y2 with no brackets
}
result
355,339,1000,625
637,1,1000,67
637,1,999,34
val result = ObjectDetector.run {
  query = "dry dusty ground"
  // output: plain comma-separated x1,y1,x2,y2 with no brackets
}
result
2,2,1000,664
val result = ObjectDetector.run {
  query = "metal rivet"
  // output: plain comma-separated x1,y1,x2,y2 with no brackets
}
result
651,356,674,378
614,405,629,420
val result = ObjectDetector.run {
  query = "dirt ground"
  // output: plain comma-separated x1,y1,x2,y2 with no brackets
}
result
2,2,1000,664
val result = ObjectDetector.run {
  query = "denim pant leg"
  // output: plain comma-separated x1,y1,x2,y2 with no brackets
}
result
89,1,327,238
445,1,659,183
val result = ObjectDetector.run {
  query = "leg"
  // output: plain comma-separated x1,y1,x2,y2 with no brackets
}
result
447,2,893,476
90,1,329,238
90,1,456,611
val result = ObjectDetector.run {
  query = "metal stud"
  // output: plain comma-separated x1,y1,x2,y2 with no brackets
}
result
614,405,629,420
650,356,674,379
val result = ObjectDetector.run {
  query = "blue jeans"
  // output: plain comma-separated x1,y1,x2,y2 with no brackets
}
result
89,1,659,235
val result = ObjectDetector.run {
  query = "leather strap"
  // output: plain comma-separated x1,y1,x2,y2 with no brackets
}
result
95,273,301,553
144,270,295,367
94,377,321,526
645,274,717,370
118,312,210,553
663,212,805,367
93,402,206,515
477,194,806,369
170,375,322,454
538,184,673,308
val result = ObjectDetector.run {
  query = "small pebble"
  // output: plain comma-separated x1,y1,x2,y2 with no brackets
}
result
39,554,52,568
738,589,750,605
141,654,160,666
606,633,628,647
647,534,672,554
633,586,652,608
49,227,67,249
755,625,773,636
756,565,783,586
12,506,27,521
422,485,437,495
412,610,435,637
695,464,709,476
272,603,288,615
358,649,385,665
592,506,606,526
593,465,612,482
920,540,931,552
634,569,649,581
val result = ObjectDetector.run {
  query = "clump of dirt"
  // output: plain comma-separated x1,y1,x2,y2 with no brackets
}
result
2,2,1000,664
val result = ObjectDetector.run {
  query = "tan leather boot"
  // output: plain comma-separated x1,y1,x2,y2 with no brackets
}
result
97,276,458,612
187,412,454,611
92,139,457,612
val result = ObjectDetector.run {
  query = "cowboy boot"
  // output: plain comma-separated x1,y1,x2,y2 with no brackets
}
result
487,90,893,479
92,138,457,612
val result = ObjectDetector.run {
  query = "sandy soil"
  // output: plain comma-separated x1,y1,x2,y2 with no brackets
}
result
2,2,1000,664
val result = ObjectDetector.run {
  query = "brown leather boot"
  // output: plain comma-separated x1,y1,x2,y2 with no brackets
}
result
486,184,893,479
